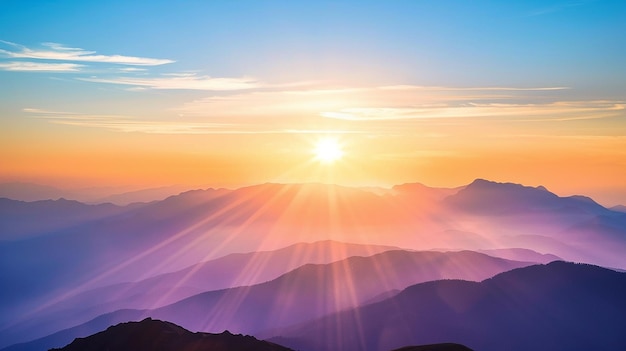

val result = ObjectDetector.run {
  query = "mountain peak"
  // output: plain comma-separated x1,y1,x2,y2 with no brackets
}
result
467,179,550,192
444,178,612,216
467,179,533,190
446,179,560,214
50,318,294,351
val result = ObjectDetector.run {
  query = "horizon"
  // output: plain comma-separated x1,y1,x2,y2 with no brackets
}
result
1,177,624,208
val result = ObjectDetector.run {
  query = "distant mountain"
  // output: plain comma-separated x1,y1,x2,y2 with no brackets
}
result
3,181,625,325
50,318,293,351
90,185,194,205
0,183,429,330
441,179,626,268
3,250,531,351
270,261,626,351
3,180,626,349
0,182,68,202
0,187,236,330
148,250,530,335
0,182,190,205
444,179,607,215
477,248,560,264
0,198,132,241
611,204,626,213
72,240,399,308
2,241,398,346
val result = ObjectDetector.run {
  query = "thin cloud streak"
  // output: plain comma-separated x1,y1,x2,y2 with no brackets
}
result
118,67,147,72
321,102,625,121
284,129,363,134
22,108,356,134
21,85,621,135
23,107,237,134
0,40,173,66
379,85,570,91
175,84,604,123
80,74,262,91
0,61,83,72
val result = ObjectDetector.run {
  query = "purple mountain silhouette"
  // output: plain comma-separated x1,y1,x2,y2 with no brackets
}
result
2,240,397,346
2,250,531,351
269,261,626,351
2,180,626,350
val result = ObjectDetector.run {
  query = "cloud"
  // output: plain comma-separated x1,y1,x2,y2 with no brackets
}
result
22,107,342,134
379,85,570,91
174,84,577,120
23,84,621,135
321,102,625,121
0,61,83,72
176,90,351,117
80,73,262,90
0,40,173,66
118,67,147,72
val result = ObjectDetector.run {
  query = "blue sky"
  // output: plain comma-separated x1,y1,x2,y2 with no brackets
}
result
1,0,624,123
2,0,624,89
1,0,625,204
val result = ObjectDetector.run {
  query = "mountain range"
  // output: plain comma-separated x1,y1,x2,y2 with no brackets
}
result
268,261,626,351
1,240,398,346
15,261,626,351
1,179,625,351
48,318,475,351
0,182,189,205
2,249,530,351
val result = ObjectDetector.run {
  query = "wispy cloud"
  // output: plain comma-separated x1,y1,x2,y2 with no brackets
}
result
175,84,580,120
23,107,234,134
118,67,147,72
80,73,262,91
22,107,340,134
176,90,351,117
0,40,173,66
321,102,624,121
23,84,621,135
0,61,83,72
379,85,570,91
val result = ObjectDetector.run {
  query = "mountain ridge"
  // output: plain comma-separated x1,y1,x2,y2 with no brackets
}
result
49,318,294,351
2,179,626,350
269,261,626,351
2,250,532,351
0,240,398,348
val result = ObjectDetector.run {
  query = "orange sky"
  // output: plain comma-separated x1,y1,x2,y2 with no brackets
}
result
2,100,625,206
1,1,625,206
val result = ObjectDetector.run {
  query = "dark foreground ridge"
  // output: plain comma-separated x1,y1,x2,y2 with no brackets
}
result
49,318,293,351
48,317,475,351
391,344,474,351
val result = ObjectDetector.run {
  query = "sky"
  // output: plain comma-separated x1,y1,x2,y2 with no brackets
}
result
1,0,625,205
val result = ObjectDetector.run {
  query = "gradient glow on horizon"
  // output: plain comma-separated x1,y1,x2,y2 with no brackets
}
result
1,0,625,205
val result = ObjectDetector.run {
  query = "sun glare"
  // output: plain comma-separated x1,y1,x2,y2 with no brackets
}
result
314,138,344,163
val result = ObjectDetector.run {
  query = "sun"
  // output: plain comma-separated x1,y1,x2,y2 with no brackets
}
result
313,137,344,163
